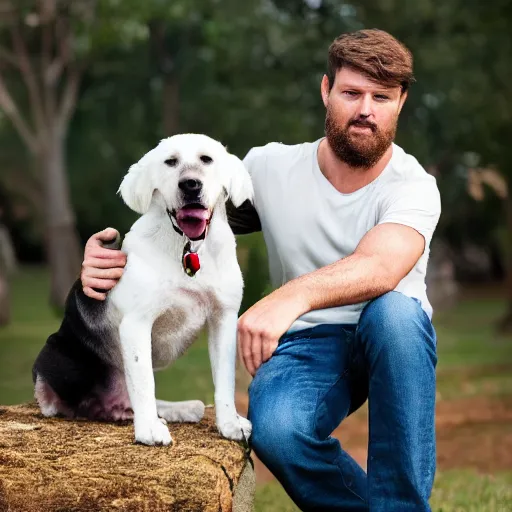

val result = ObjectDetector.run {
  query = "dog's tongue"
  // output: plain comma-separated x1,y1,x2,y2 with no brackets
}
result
176,208,209,239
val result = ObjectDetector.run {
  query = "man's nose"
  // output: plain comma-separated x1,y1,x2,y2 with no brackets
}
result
358,94,373,118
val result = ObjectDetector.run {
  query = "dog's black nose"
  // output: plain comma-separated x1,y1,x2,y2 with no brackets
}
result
178,179,202,194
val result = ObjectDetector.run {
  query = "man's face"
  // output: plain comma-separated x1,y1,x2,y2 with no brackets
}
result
321,66,407,169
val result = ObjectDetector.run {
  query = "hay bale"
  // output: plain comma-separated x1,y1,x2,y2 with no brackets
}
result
0,403,254,512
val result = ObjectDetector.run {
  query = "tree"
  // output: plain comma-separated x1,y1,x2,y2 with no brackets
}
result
0,205,17,325
0,0,94,308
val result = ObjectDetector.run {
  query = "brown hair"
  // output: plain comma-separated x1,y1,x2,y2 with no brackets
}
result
327,29,415,93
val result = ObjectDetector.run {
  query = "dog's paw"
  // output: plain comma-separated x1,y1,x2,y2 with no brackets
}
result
157,400,205,423
217,414,252,441
134,419,172,446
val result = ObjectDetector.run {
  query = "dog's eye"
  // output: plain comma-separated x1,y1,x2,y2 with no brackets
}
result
165,157,178,167
200,155,213,164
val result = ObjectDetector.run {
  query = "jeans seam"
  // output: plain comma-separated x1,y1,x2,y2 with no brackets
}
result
312,328,354,439
334,452,368,504
312,369,349,440
311,335,366,506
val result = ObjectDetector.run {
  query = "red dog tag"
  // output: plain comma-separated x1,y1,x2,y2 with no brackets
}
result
183,251,200,276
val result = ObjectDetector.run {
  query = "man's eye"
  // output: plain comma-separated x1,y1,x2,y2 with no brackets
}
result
344,91,358,97
375,95,389,101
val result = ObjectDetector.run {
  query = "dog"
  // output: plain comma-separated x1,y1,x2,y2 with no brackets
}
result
33,134,253,446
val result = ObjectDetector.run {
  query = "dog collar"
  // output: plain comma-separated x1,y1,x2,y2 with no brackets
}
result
166,208,212,277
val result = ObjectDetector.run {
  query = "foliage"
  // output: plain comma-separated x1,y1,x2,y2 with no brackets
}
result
0,0,511,303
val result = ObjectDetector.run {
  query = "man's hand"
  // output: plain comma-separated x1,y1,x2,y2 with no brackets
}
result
237,286,309,376
81,228,126,300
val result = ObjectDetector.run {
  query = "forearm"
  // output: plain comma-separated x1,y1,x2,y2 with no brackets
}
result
279,253,398,316
237,224,425,376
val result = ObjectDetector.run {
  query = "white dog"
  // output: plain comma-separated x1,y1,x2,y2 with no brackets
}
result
33,134,253,446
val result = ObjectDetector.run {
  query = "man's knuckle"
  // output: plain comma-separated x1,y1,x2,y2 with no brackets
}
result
88,249,102,259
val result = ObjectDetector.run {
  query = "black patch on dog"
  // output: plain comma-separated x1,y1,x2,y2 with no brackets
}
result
32,279,118,409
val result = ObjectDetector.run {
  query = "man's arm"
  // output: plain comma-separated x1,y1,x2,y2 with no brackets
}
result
226,198,261,235
286,222,424,311
237,223,425,375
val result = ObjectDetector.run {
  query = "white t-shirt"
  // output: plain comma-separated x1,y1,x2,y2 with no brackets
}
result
243,138,442,332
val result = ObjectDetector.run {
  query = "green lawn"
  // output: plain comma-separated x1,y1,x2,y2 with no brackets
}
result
1,267,511,511
255,471,512,512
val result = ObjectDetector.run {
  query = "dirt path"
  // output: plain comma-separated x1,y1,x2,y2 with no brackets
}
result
236,393,512,483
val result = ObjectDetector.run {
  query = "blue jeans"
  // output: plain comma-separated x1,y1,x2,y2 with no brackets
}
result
248,291,437,511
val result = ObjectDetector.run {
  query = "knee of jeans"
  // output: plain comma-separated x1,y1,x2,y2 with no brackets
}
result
249,397,309,466
358,291,435,357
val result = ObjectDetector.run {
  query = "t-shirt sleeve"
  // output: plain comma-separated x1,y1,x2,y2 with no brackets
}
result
378,179,441,246
242,146,266,177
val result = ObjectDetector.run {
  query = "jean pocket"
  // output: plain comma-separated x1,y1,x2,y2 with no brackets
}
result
273,334,311,357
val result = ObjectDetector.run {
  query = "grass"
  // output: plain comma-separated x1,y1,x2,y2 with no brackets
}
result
435,298,512,368
255,471,512,512
431,470,512,512
1,266,512,511
434,298,512,400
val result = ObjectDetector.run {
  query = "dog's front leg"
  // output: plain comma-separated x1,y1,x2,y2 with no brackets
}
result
208,310,252,441
119,315,171,446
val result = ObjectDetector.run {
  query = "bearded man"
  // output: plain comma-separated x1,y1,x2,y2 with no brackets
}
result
81,29,441,512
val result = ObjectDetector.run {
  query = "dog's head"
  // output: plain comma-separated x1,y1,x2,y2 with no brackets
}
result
118,134,254,239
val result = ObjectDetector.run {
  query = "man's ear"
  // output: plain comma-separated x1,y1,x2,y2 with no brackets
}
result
223,154,254,208
118,154,155,214
398,90,408,114
321,74,330,107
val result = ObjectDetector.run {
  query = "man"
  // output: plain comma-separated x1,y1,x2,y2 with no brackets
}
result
81,29,441,511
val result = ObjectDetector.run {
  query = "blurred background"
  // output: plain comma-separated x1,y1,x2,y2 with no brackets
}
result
0,0,511,510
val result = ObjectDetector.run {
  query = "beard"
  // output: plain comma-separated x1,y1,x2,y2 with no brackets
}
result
324,104,397,169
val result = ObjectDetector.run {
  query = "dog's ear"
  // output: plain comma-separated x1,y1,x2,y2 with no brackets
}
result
118,157,155,214
223,154,254,208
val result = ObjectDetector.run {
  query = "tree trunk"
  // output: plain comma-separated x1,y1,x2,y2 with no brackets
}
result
41,133,82,310
163,72,179,136
0,269,9,326
498,195,512,333
0,223,16,326
148,20,180,138
0,403,254,511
